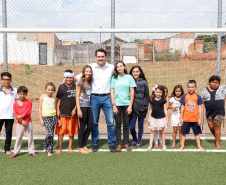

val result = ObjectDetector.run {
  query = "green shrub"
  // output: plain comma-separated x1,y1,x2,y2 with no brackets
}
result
156,49,181,61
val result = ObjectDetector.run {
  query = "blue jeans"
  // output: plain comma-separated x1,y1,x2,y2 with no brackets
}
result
90,94,115,146
129,114,144,144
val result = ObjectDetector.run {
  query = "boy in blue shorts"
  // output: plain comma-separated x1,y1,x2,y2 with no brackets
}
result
179,80,206,151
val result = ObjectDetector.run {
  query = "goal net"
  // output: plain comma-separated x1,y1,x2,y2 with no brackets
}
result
0,28,226,138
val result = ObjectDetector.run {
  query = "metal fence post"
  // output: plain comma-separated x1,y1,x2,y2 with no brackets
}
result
2,0,8,72
111,0,115,65
216,0,222,76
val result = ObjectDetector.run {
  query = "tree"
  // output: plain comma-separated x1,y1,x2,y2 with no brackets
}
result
132,39,142,44
82,41,94,44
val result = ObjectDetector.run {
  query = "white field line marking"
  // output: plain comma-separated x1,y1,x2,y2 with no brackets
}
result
1,149,226,153
1,137,226,140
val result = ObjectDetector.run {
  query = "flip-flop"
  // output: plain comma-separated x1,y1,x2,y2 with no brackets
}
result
30,153,37,157
9,154,19,159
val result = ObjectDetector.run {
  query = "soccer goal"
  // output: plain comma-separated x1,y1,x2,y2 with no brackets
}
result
0,28,226,138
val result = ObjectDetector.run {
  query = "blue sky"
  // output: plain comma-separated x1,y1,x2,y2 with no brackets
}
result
0,0,225,42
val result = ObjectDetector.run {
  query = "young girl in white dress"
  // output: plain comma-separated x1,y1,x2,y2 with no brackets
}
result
147,85,169,151
168,85,184,148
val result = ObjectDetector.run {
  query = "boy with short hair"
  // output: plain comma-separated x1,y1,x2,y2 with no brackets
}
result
55,69,78,154
10,86,37,158
201,75,226,149
0,72,18,155
179,80,206,151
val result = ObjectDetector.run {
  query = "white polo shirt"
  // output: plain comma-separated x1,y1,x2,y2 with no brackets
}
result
76,62,114,94
0,86,18,119
89,62,114,94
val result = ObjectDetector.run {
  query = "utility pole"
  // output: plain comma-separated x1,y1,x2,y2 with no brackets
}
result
2,0,8,72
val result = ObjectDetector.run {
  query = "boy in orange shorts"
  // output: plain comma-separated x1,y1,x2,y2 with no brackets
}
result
55,69,78,154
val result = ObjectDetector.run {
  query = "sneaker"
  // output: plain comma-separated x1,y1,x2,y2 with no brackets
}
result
136,144,141,149
92,145,99,152
109,145,116,152
129,142,137,147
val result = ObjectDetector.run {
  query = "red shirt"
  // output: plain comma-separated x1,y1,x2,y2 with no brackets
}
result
13,99,32,124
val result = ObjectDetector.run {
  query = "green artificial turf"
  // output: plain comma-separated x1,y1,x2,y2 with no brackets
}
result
1,139,226,185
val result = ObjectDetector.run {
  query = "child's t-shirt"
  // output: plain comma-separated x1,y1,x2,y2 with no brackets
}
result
56,83,76,117
110,74,136,106
169,97,181,116
201,86,226,118
180,93,203,122
41,94,56,117
13,99,32,124
76,80,91,108
151,98,166,119
0,86,18,119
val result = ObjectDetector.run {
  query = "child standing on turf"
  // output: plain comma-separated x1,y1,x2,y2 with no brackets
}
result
201,75,226,149
38,82,57,156
154,85,168,148
10,86,37,158
55,69,78,154
147,85,168,151
76,65,94,154
110,61,136,152
0,72,18,155
129,65,150,149
169,85,184,148
179,80,205,151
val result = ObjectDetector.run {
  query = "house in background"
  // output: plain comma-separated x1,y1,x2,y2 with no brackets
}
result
0,33,61,66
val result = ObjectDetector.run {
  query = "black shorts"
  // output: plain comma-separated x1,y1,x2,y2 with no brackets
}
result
182,122,202,136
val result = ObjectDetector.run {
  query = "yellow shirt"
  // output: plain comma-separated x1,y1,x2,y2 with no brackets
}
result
42,94,56,117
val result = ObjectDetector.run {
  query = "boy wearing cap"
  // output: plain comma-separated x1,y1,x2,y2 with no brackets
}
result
55,69,78,154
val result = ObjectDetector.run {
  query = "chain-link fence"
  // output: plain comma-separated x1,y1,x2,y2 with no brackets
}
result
0,0,226,137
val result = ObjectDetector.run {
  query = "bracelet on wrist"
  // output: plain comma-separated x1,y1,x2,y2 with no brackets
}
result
112,103,116,106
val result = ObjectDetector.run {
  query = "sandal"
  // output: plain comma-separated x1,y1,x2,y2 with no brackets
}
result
154,144,159,149
171,144,176,148
162,145,167,151
9,154,19,159
30,153,37,157
147,146,152,151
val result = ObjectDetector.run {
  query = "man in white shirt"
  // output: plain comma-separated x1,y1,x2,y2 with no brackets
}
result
85,48,116,152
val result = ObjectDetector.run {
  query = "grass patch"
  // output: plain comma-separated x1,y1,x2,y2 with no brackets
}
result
1,140,226,184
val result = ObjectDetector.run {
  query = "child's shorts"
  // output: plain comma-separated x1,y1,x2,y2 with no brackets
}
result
55,116,79,137
207,115,223,123
182,122,202,136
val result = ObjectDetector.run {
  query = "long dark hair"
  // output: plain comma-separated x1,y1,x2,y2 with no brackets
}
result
171,85,184,97
113,60,127,78
80,65,92,93
150,85,165,104
129,65,147,81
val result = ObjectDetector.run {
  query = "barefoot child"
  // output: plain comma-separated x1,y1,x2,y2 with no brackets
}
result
10,86,37,158
169,85,184,148
154,85,168,148
38,82,57,156
55,70,78,154
76,65,94,154
0,72,18,155
179,80,205,151
147,85,169,151
201,75,226,149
